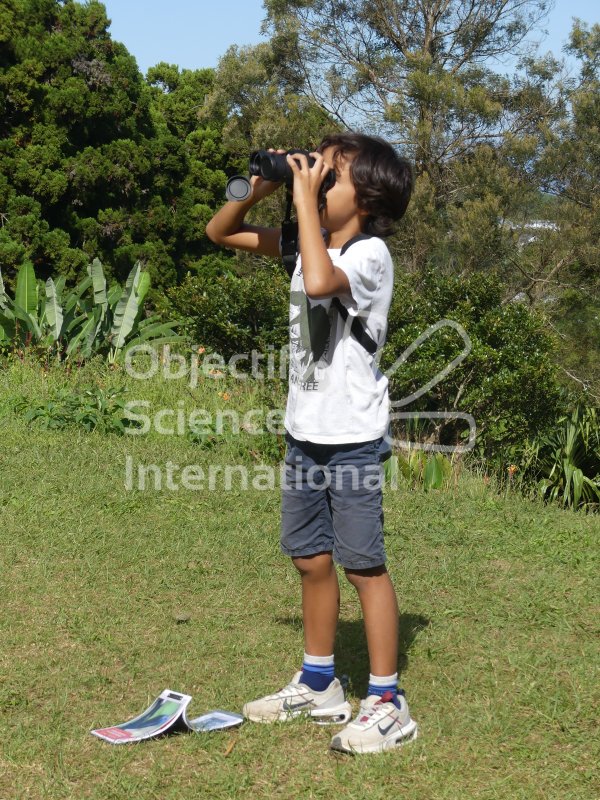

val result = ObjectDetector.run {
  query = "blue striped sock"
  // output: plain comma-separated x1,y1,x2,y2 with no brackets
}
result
300,653,335,692
367,672,402,709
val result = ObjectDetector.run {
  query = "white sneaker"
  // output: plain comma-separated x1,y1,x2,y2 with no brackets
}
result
330,690,418,754
242,671,353,725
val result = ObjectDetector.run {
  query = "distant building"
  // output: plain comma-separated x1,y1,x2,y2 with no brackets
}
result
500,219,560,247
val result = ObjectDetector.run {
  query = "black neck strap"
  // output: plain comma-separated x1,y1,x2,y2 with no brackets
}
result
281,191,298,279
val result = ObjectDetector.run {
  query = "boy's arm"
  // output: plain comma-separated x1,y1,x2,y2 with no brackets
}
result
206,153,285,258
285,152,352,299
205,193,281,257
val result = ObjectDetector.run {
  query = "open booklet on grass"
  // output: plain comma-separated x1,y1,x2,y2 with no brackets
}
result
91,689,244,744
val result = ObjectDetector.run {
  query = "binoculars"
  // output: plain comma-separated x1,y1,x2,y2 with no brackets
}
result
225,149,336,202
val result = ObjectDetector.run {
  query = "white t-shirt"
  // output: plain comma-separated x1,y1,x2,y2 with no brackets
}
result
284,235,394,444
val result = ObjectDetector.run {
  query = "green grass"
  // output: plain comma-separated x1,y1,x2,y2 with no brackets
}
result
1,354,598,800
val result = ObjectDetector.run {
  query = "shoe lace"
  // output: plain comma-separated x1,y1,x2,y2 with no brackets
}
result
357,690,397,724
268,680,307,700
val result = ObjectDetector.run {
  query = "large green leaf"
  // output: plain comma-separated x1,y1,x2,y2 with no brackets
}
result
0,309,16,341
54,274,66,302
107,283,123,310
138,313,163,329
11,300,41,339
424,454,443,490
110,262,142,350
63,275,93,316
15,261,38,319
83,305,105,357
572,467,583,509
65,312,89,334
0,268,8,310
87,258,108,314
66,311,102,358
76,313,98,360
136,268,150,306
120,334,185,360
138,321,181,339
45,278,64,341
121,322,183,347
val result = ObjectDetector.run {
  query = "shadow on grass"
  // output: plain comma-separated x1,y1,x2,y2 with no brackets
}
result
274,612,430,698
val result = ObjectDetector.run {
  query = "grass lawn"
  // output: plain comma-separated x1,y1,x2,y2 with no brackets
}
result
1,354,598,800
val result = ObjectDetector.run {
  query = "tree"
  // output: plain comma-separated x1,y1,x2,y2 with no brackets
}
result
0,1,234,305
263,0,555,183
262,1,600,402
522,20,600,398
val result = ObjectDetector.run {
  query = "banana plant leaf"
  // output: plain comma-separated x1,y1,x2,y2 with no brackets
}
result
15,261,38,320
54,274,66,302
11,300,41,339
0,309,16,341
424,454,444,490
63,275,93,316
107,283,123,309
119,334,185,360
110,262,143,350
82,305,105,358
121,322,183,347
66,309,103,357
137,313,163,329
136,268,150,306
88,258,108,314
45,278,64,341
0,268,8,309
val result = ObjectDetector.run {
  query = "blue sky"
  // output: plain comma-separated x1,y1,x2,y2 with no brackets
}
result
101,0,598,75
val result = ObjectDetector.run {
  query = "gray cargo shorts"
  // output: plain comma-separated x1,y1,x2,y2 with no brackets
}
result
280,431,386,570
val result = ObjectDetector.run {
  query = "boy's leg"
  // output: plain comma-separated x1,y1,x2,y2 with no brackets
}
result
326,440,418,752
242,549,350,724
343,565,398,675
292,551,340,656
241,436,353,724
330,564,418,753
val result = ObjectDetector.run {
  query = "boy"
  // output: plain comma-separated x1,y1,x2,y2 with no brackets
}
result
206,133,415,754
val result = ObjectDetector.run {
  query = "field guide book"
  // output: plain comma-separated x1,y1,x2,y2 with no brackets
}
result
91,689,244,744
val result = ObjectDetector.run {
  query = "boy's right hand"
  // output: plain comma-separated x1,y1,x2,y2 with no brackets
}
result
247,149,286,202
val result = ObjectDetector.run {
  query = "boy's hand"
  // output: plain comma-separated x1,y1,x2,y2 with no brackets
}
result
286,151,330,211
248,148,286,202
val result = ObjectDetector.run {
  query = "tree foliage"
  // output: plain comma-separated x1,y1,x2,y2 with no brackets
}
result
0,0,234,304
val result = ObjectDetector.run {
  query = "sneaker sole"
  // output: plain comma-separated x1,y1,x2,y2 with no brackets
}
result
244,701,353,725
330,718,418,754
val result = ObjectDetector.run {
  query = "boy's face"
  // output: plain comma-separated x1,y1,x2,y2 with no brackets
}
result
317,146,367,234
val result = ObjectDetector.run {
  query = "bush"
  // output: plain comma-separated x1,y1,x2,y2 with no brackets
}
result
381,267,565,468
520,399,600,512
0,258,183,365
162,260,289,365
13,385,143,435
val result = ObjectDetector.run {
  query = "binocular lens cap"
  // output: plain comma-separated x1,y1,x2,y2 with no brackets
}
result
226,176,252,202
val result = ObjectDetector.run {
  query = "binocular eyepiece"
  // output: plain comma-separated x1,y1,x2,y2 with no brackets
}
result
225,149,336,202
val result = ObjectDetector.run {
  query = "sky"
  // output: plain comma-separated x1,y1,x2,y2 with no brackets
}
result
101,0,598,75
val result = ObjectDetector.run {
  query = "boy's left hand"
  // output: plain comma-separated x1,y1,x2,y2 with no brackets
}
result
286,151,330,211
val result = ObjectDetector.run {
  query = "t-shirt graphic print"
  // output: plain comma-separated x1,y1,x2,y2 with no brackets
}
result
289,289,334,387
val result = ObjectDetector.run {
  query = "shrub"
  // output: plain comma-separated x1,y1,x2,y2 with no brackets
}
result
381,267,565,467
0,258,183,364
520,400,600,512
161,260,289,365
13,385,143,435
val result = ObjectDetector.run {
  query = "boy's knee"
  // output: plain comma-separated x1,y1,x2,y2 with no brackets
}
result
344,563,387,589
292,551,334,579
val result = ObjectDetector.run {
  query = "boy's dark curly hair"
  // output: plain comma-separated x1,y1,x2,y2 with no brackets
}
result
317,132,413,238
